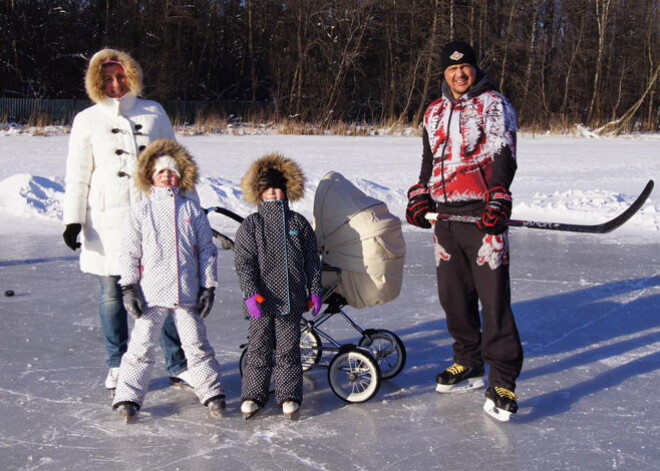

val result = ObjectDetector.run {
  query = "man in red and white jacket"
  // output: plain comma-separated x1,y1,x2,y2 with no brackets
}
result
406,40,523,421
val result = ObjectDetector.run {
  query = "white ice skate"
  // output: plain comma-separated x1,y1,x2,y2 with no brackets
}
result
105,367,120,393
241,400,260,420
282,401,299,419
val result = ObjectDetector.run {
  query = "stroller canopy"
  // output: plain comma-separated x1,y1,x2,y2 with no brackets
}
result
313,171,406,309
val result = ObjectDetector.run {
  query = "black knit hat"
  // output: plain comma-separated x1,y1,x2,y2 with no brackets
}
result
440,40,477,73
258,167,288,193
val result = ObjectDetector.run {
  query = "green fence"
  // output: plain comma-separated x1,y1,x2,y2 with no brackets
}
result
0,98,91,124
0,98,271,125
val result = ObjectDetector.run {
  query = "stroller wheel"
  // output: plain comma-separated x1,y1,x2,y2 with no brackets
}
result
239,347,275,394
301,328,322,371
327,346,381,403
358,329,406,380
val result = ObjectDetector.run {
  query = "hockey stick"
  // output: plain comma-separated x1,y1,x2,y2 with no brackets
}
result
205,206,245,250
424,179,654,234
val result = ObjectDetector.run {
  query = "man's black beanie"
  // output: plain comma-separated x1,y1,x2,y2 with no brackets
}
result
440,40,478,73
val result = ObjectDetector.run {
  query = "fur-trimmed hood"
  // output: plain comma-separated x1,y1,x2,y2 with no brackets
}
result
136,139,198,195
85,48,143,104
241,153,305,205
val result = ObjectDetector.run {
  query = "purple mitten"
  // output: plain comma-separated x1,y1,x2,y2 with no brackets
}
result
310,293,323,317
245,294,264,319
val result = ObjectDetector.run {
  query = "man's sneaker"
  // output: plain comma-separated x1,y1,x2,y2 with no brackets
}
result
105,367,120,390
241,400,260,420
282,401,299,418
170,369,196,389
483,386,518,422
114,401,139,421
435,363,485,393
205,395,226,417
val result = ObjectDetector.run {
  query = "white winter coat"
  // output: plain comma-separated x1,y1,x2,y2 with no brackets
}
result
63,93,176,276
118,186,218,307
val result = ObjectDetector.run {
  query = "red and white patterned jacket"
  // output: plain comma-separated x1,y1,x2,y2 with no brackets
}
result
418,74,518,206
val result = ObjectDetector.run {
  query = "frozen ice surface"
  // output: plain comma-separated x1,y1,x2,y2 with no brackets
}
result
1,229,659,470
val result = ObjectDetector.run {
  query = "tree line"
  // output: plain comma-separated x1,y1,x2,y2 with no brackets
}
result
2,0,659,132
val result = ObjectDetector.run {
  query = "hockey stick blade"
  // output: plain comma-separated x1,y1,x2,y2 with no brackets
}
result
425,180,654,234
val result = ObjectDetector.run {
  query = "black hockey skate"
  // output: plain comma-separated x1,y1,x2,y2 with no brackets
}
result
205,395,226,418
435,363,485,393
484,386,518,422
114,401,139,422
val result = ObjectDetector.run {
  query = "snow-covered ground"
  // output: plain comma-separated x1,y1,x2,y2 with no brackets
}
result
0,132,659,470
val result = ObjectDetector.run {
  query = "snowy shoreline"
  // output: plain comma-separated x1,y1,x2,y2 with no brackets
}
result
0,133,658,243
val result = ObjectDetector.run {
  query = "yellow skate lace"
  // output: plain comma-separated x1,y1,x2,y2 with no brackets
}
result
446,363,467,375
494,387,517,400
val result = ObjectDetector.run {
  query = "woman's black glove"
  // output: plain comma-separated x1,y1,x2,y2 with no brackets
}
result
63,223,82,250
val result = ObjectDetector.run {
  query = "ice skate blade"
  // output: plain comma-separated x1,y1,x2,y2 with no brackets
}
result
435,377,485,394
483,398,513,422
242,410,259,420
169,377,194,390
283,410,299,420
117,411,137,424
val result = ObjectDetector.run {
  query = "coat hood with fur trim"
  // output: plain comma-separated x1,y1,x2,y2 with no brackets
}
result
85,48,143,104
241,153,305,205
136,139,198,195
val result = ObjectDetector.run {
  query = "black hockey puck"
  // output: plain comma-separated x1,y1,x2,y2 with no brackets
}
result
4,290,14,297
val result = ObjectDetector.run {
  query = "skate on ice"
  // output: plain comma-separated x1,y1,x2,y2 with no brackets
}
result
114,401,139,422
435,363,485,393
205,395,226,418
483,386,518,422
169,369,196,389
282,401,299,419
105,367,120,395
241,400,260,420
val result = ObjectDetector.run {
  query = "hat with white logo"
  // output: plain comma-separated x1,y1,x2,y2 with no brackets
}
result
440,40,477,73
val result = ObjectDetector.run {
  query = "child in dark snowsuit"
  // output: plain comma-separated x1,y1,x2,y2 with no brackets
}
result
112,139,225,419
234,153,322,418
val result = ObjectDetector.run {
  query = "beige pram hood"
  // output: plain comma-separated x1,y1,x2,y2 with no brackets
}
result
313,171,406,309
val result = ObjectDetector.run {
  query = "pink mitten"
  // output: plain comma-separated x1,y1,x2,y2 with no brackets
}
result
246,294,264,319
309,293,323,317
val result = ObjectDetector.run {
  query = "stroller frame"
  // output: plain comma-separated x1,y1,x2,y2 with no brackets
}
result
208,206,406,403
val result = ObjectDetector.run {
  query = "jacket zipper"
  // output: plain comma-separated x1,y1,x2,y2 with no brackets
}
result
172,189,181,306
279,201,291,315
439,102,455,204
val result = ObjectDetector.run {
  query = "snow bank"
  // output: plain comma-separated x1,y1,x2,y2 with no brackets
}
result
0,133,657,242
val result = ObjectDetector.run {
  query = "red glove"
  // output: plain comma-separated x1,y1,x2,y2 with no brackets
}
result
477,187,512,235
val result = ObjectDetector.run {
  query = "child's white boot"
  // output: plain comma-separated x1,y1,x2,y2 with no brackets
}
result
241,400,259,420
282,401,299,418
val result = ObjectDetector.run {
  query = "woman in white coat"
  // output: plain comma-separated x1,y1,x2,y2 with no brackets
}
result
62,48,192,392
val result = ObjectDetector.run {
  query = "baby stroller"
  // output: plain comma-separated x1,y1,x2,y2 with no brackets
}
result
208,171,407,403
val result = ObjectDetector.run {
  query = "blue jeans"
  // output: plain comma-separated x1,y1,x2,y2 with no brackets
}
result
99,276,187,375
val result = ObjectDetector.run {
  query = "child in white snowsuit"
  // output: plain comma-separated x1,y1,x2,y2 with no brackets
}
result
234,153,323,418
112,139,225,419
